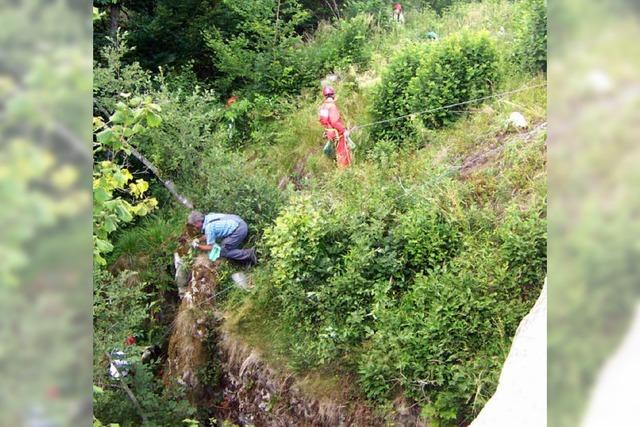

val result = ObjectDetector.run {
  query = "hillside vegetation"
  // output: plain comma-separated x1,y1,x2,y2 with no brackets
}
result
92,0,546,425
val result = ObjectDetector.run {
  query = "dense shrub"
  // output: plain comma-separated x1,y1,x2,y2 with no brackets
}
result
255,161,545,423
296,14,374,89
314,14,373,72
93,270,196,425
343,0,392,29
185,145,285,235
393,199,462,273
512,0,547,73
93,33,153,115
260,170,474,368
358,204,546,425
369,43,430,143
408,31,499,128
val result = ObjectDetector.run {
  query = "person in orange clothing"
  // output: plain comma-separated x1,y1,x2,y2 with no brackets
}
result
318,86,351,168
393,3,404,24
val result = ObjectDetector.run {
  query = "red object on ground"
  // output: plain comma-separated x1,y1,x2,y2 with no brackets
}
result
226,96,238,107
125,335,136,346
46,385,60,399
318,97,351,168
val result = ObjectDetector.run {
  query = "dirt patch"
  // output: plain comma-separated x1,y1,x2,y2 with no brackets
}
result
459,121,547,178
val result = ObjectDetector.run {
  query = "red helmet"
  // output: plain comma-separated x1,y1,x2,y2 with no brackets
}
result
322,86,335,98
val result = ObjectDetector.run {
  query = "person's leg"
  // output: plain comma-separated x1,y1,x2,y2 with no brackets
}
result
335,134,351,168
220,220,255,264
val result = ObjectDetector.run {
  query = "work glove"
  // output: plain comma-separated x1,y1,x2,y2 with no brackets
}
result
191,239,200,249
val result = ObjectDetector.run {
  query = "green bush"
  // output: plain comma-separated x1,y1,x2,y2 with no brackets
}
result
369,43,430,143
393,199,462,273
93,270,196,425
297,14,374,87
343,0,392,29
259,170,473,369
408,31,499,128
93,32,153,116
358,204,546,425
512,0,547,73
185,145,285,235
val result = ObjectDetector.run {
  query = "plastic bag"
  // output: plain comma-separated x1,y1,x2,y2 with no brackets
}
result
323,141,335,159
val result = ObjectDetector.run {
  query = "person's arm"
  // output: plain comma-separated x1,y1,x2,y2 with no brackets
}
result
194,243,214,251
329,105,346,134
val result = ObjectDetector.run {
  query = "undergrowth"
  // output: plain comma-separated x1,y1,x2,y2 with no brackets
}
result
94,0,547,425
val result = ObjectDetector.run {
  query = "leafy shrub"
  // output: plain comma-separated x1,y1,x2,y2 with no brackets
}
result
134,87,220,177
358,203,546,424
184,144,285,235
93,270,196,425
512,0,547,73
497,203,547,297
93,32,153,115
311,14,373,72
407,31,499,128
295,14,374,90
393,199,462,273
343,0,392,29
369,43,430,143
203,0,311,96
259,169,471,369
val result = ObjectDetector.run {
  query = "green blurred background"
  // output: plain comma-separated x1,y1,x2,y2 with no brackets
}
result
1,0,639,425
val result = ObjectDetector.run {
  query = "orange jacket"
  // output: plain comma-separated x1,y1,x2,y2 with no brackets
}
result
318,99,346,140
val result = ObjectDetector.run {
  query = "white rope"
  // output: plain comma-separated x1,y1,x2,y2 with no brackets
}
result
349,83,546,132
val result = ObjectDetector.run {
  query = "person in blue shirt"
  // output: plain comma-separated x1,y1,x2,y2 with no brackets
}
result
187,210,257,265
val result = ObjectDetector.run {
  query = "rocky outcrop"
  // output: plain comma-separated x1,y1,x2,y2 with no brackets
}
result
164,252,424,426
164,254,221,402
213,332,423,427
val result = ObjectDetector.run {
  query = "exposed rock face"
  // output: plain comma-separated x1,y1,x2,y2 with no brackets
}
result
164,254,221,401
164,251,424,425
213,332,424,427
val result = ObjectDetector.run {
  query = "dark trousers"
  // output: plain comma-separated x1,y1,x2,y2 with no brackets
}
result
220,217,253,263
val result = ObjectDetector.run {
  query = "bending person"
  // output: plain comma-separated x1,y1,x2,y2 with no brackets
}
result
187,210,257,266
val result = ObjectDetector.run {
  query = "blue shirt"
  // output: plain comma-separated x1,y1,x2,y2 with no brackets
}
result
202,213,239,245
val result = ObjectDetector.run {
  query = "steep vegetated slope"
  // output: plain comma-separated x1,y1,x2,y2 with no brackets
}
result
92,0,546,425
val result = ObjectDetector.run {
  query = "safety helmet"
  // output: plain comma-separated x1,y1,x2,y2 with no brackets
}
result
322,86,335,98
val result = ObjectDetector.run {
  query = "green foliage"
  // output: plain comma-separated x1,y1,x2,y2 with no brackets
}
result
408,31,500,128
93,31,153,115
123,0,220,77
358,203,546,425
93,97,161,265
343,0,392,29
203,0,310,96
393,199,462,273
512,0,547,73
369,43,430,143
251,159,545,423
109,211,185,293
301,14,374,78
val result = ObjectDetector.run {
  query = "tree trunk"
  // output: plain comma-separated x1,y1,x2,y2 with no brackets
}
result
128,145,195,210
109,3,121,40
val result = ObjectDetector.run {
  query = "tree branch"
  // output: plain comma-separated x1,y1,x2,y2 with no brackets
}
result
105,351,149,424
127,145,194,210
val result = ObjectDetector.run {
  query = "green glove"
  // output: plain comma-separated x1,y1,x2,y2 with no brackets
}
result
209,243,221,261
